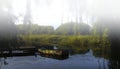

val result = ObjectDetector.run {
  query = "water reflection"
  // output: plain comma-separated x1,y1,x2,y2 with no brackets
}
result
40,54,69,60
0,50,109,69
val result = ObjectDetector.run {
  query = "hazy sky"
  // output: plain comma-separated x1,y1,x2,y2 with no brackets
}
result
12,0,120,28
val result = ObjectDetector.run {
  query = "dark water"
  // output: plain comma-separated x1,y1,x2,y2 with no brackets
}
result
0,50,110,69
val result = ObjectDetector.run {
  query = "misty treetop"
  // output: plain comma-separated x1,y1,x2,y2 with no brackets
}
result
16,24,54,35
56,22,91,35
16,22,91,35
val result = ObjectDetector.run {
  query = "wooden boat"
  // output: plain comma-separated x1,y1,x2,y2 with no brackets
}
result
38,48,69,60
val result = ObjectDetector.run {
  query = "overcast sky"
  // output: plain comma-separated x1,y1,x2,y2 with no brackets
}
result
12,0,120,28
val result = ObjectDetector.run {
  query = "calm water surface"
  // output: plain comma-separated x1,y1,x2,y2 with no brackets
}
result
0,50,110,69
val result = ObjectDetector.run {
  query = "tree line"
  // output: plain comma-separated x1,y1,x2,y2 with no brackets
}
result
16,22,91,35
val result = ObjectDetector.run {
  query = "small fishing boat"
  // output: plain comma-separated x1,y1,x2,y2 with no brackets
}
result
37,46,69,60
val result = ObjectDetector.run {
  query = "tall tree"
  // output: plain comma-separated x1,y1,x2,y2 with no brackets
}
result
0,0,17,49
24,0,32,25
22,0,32,35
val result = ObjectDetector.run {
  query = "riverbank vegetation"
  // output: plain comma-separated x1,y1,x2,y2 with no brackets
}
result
16,22,111,57
18,34,110,54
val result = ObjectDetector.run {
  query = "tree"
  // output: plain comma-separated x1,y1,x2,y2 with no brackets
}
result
78,23,91,35
92,18,120,59
17,24,54,35
56,22,91,35
0,0,17,49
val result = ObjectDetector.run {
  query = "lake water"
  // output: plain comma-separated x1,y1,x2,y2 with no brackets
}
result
0,50,110,69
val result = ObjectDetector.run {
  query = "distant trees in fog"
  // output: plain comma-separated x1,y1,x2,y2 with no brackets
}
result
16,22,91,35
56,22,91,35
